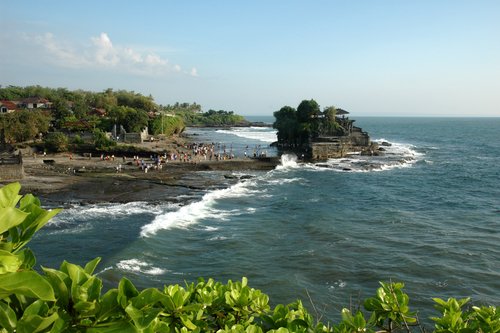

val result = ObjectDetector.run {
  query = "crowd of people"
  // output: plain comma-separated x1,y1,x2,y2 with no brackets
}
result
92,142,270,174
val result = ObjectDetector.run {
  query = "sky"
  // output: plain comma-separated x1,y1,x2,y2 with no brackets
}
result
1,1,499,117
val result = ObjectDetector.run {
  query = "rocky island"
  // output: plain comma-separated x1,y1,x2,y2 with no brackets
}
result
273,99,376,160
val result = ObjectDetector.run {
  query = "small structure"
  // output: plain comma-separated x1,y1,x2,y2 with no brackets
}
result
0,100,17,114
123,127,149,143
310,109,370,160
19,97,51,109
0,130,24,180
0,144,24,181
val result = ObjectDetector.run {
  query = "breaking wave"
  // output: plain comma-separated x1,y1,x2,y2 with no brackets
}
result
216,127,277,143
140,180,261,236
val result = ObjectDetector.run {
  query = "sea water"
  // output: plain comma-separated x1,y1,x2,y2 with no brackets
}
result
30,117,500,324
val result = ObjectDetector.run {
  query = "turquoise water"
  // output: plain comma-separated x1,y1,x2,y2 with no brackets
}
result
31,117,500,324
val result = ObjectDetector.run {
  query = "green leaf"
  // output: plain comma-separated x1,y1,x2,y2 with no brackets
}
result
81,276,103,302
48,316,68,333
0,183,22,208
73,300,96,314
84,257,102,275
17,248,36,270
42,267,69,307
353,311,366,328
125,304,161,330
0,207,29,234
87,321,139,333
0,250,22,274
0,271,55,301
0,301,17,332
65,261,88,287
18,193,41,210
180,314,198,330
131,288,168,310
17,300,58,333
97,289,122,322
18,204,61,240
118,278,139,309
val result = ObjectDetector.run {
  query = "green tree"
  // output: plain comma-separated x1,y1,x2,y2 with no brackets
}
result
297,99,320,123
0,110,51,143
322,106,342,136
92,128,116,149
273,106,298,144
296,99,321,141
116,90,156,111
106,106,149,133
44,132,69,152
150,114,185,136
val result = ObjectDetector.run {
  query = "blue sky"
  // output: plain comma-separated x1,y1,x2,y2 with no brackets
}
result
1,1,499,116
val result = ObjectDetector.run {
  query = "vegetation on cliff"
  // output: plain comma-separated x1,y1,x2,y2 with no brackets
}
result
1,182,498,332
273,100,346,148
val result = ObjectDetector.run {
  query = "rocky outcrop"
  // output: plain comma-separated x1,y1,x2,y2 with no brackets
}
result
310,126,371,160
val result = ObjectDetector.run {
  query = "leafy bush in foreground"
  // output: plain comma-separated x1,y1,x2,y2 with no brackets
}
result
0,182,498,332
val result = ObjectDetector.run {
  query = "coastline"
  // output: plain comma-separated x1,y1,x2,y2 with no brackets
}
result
6,150,280,206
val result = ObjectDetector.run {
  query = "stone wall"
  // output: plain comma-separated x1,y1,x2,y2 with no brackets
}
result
0,154,24,180
123,133,143,143
311,140,351,160
310,129,370,160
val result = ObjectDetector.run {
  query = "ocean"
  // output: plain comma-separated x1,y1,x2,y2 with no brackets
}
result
30,117,500,324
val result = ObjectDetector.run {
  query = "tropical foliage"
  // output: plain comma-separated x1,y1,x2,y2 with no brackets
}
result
0,110,51,143
273,100,344,147
150,114,185,136
0,86,249,152
164,102,248,127
0,182,498,332
43,132,69,153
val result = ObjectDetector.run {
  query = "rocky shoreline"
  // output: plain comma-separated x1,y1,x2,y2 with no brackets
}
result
5,151,280,206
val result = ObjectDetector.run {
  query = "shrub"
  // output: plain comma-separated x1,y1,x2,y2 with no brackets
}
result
92,128,116,150
44,132,69,152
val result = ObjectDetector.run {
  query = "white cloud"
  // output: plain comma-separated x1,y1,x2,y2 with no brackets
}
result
190,67,198,77
91,32,119,66
35,33,90,67
125,48,143,63
30,32,196,77
145,54,167,66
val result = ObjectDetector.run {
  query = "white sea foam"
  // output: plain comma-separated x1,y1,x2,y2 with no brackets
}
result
48,201,170,227
266,177,304,184
327,279,347,291
116,258,167,275
216,127,277,143
306,139,425,173
140,180,260,237
208,235,229,241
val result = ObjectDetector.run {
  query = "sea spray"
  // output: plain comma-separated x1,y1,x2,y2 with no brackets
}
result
275,154,299,170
